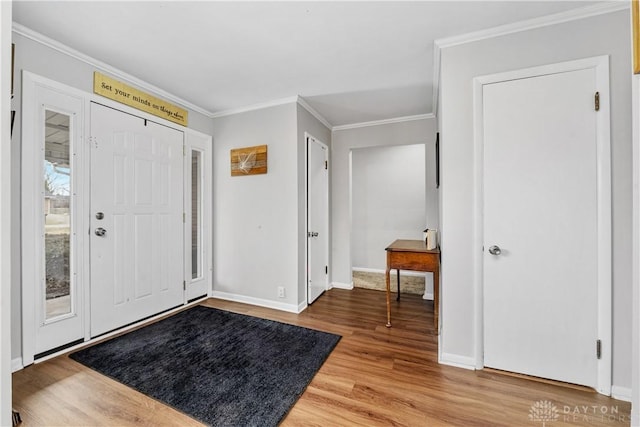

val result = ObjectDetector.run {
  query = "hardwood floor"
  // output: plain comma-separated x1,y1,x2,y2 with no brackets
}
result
13,288,631,426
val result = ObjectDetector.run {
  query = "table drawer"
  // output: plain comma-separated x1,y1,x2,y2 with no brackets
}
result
388,252,438,271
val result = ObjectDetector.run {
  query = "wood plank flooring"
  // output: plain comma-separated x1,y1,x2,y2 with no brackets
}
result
12,288,631,426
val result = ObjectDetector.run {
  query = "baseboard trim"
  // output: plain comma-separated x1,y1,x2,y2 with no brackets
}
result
330,281,354,290
210,291,303,314
610,385,632,402
11,357,23,373
439,352,477,370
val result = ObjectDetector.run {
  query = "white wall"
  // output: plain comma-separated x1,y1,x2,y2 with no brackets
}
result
351,144,426,270
10,30,214,362
439,10,632,390
1,3,13,424
331,117,437,287
296,104,331,304
211,103,301,309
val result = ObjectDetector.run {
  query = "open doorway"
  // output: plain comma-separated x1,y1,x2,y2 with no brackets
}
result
350,143,430,299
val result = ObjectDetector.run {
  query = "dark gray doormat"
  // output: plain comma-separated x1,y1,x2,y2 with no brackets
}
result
70,305,341,426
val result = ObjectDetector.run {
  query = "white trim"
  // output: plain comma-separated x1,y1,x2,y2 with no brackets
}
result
330,282,354,290
472,55,612,394
33,296,207,365
610,386,632,403
210,291,303,314
333,113,434,132
210,96,298,118
432,1,629,122
298,97,332,130
12,23,212,118
439,352,477,371
432,44,441,118
11,358,23,373
436,2,628,50
0,3,11,424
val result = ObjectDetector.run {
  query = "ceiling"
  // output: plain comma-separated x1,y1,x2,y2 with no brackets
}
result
13,1,607,127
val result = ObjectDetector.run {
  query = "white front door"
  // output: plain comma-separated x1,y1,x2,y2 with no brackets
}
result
307,135,329,304
90,103,184,337
481,64,609,388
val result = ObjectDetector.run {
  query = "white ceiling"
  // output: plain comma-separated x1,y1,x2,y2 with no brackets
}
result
13,1,607,127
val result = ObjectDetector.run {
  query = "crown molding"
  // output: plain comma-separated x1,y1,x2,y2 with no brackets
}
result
210,95,299,119
332,113,435,132
435,1,629,50
431,1,629,120
296,96,332,130
13,22,214,119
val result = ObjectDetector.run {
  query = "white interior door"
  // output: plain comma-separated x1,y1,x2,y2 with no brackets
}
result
482,67,606,388
307,136,329,304
90,103,184,337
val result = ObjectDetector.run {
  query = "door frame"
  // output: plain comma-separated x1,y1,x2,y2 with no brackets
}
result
472,55,612,394
20,72,212,365
305,132,330,305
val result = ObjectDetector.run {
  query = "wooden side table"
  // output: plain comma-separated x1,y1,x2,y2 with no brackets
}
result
385,239,440,332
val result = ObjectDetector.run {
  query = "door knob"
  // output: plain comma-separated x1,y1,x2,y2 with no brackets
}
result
95,227,107,237
308,231,319,238
488,245,501,255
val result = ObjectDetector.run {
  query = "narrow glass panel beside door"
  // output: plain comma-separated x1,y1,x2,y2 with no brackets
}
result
191,150,202,280
44,110,72,321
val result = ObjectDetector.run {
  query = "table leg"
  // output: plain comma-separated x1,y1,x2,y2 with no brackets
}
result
385,265,392,328
396,269,400,301
434,268,440,333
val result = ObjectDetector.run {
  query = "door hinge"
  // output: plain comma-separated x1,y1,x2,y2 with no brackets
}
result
183,212,186,223
183,145,186,156
325,265,328,274
183,280,186,290
594,92,600,112
596,339,602,359
325,160,328,170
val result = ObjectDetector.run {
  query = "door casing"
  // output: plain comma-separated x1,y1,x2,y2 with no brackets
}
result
472,55,612,394
20,72,213,365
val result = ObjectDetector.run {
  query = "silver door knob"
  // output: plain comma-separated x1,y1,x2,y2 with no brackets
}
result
488,245,501,255
95,227,107,237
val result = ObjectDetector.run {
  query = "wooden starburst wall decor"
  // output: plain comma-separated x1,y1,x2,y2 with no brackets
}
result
230,144,268,176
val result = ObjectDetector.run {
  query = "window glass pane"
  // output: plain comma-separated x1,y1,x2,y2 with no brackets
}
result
44,110,72,320
191,150,202,279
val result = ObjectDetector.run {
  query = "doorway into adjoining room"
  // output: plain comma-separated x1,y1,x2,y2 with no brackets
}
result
350,143,429,299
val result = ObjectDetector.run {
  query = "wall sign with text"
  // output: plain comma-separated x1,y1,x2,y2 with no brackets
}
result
93,72,188,126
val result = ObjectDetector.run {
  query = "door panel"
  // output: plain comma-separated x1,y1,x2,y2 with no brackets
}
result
483,69,598,387
90,103,184,337
308,137,329,304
